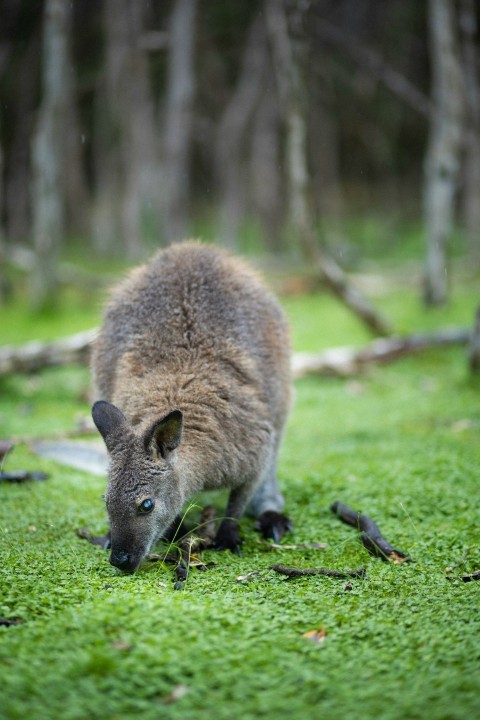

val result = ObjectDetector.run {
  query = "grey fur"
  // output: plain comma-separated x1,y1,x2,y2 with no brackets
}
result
91,241,292,571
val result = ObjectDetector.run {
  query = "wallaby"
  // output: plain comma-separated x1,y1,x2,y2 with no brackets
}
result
91,241,292,572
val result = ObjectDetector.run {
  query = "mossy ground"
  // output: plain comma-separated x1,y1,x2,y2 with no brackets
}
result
0,265,479,720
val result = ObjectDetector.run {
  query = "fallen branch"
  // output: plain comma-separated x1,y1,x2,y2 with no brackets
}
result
270,563,366,579
293,327,470,378
331,501,411,563
0,326,471,379
0,329,97,375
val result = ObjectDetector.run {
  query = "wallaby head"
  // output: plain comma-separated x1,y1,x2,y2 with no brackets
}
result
92,400,185,573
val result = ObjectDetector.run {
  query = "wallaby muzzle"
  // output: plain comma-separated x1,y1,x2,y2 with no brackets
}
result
109,544,146,573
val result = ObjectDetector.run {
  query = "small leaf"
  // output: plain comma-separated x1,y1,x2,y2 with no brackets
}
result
162,684,189,703
111,639,132,652
302,628,327,645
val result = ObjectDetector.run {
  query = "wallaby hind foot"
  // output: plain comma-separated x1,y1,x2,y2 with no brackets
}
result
255,511,293,543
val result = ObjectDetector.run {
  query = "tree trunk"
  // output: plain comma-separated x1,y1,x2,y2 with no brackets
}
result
92,0,159,258
30,0,70,312
459,0,480,268
423,0,466,306
163,0,197,244
310,61,346,256
250,83,284,253
266,0,392,337
63,60,90,237
215,14,268,250
5,29,40,244
0,144,8,304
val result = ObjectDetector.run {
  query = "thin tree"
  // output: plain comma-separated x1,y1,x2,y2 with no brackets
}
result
215,14,268,250
423,0,466,306
266,0,392,337
93,0,159,259
30,0,70,311
0,144,7,303
163,0,197,243
459,0,480,268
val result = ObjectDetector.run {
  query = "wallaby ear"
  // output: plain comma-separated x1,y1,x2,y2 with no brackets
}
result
92,400,128,454
144,409,183,459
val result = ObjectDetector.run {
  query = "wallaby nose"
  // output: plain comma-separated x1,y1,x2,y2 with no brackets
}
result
109,549,132,571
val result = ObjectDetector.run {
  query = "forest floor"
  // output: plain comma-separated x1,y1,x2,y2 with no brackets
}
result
0,261,479,720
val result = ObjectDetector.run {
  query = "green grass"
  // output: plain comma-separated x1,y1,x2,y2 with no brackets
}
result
0,265,479,720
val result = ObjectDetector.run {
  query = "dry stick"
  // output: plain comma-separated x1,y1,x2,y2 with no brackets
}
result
331,501,411,563
270,563,366,579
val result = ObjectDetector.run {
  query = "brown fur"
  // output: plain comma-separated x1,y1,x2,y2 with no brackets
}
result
91,241,292,571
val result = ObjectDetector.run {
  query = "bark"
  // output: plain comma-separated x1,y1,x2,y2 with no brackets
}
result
423,0,466,306
30,0,71,312
459,0,480,267
266,0,392,337
215,14,268,249
163,0,197,243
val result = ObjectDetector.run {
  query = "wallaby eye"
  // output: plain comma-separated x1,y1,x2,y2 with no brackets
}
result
138,498,155,514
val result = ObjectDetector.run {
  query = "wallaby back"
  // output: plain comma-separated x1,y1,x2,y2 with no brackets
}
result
91,241,292,569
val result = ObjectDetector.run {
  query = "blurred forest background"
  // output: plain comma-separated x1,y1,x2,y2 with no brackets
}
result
0,0,479,316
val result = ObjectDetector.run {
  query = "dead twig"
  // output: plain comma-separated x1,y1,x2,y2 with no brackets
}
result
0,617,22,627
258,540,327,551
331,501,411,563
76,528,111,550
461,570,480,582
0,470,49,483
270,563,366,579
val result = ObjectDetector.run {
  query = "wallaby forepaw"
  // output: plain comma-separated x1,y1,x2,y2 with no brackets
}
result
255,511,292,543
213,519,243,556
